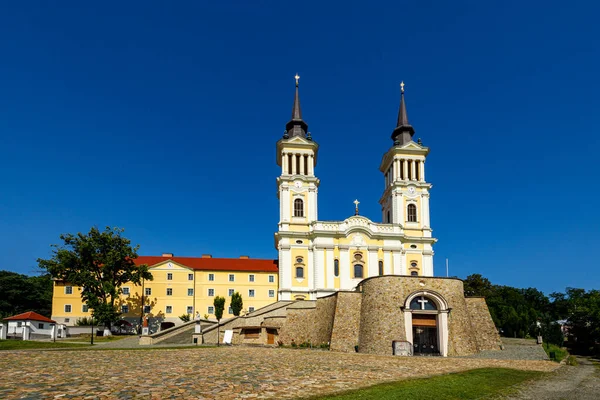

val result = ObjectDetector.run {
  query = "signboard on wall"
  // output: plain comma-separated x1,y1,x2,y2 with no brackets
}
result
223,329,233,345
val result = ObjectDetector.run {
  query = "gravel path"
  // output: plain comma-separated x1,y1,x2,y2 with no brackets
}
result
503,357,600,400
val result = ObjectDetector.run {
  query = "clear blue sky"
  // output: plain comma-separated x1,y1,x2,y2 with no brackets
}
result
1,1,598,295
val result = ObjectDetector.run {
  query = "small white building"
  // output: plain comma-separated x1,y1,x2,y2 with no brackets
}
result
2,311,64,340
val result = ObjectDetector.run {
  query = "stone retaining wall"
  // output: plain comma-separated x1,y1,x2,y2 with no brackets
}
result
330,292,361,352
465,297,501,351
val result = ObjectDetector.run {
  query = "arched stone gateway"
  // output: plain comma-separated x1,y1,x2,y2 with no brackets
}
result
403,291,449,357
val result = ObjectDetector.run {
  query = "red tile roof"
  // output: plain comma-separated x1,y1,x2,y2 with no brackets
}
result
3,311,56,323
134,256,278,273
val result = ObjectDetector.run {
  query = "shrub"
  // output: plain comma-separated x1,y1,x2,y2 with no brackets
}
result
75,317,97,326
179,314,191,323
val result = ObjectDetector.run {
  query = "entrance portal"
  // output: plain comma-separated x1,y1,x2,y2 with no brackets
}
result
412,314,439,355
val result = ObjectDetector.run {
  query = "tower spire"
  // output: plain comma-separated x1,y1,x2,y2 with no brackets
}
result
391,81,415,145
285,74,308,139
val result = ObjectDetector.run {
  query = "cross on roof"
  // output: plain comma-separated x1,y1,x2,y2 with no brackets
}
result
353,199,360,215
295,74,300,86
400,81,405,93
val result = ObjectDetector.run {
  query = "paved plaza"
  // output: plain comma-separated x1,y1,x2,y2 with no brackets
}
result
0,347,557,399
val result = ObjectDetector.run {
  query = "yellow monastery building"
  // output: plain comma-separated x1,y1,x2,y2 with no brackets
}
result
51,78,437,329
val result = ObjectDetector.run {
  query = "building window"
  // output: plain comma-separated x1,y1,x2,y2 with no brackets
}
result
249,289,255,297
64,318,70,323
407,204,417,222
82,305,89,313
208,288,215,296
228,306,233,314
378,260,384,276
166,288,173,296
287,154,293,174
334,259,339,277
354,264,364,279
65,286,73,294
208,306,214,314
410,296,437,310
65,305,72,313
145,288,152,296
167,273,173,280
248,307,255,313
294,199,304,217
17,321,22,327
208,273,215,281
411,271,418,276
122,305,129,314
166,306,172,314
188,288,194,296
269,275,275,283
143,305,151,313
229,274,235,282
187,306,193,314
188,273,194,281
122,287,130,295
296,155,300,175
296,266,304,278
228,289,234,296
38,323,44,329
269,290,275,298
249,274,255,282
411,262,418,268
387,211,391,223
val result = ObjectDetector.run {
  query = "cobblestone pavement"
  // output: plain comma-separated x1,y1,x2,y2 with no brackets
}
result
502,357,600,400
0,347,558,400
464,338,550,361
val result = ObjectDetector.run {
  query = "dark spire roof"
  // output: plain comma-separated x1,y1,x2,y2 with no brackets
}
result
284,74,308,139
391,82,415,145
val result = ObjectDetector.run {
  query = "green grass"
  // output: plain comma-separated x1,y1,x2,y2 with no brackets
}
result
66,334,131,342
0,339,88,350
304,368,544,400
543,343,568,362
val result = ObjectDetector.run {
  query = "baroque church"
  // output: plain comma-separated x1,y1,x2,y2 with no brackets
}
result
275,77,435,301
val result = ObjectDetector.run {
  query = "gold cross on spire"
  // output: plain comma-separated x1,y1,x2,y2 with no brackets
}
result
400,81,405,93
353,199,360,215
295,73,300,87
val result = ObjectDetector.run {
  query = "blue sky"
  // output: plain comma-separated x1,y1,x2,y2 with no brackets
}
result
1,1,598,295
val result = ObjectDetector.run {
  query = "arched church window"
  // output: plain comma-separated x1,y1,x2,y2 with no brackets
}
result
378,260,383,276
334,259,339,277
411,271,418,276
410,296,437,310
407,204,417,222
294,199,304,217
354,264,363,278
295,266,304,279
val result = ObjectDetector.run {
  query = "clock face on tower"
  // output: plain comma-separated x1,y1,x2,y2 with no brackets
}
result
294,181,302,188
408,186,416,195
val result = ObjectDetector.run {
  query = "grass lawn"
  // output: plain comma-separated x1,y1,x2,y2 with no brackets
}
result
0,339,88,350
305,368,544,400
543,343,568,362
66,334,131,343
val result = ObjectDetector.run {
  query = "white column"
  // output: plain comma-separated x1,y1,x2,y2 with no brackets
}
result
404,311,413,345
396,194,405,224
292,155,297,175
439,312,449,357
281,188,290,222
392,250,402,275
368,249,378,277
308,154,314,176
23,322,30,340
299,154,305,175
325,249,334,291
309,247,316,296
423,253,434,276
423,194,430,227
315,248,325,291
282,153,288,175
420,160,425,182
411,160,416,181
339,249,350,289
383,251,392,274
402,159,408,181
0,323,6,340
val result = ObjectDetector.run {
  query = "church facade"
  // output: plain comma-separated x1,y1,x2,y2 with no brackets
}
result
276,77,436,301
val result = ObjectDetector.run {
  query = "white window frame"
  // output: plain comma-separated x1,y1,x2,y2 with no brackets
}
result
248,307,255,313
186,306,193,314
208,288,215,297
65,286,73,295
82,304,89,313
228,274,235,282
269,290,275,298
268,275,274,283
248,274,255,282
166,306,172,314
187,288,194,296
122,287,130,295
208,306,214,314
208,273,215,281
248,289,255,298
121,305,129,314
143,305,151,313
228,306,233,314
188,273,194,281
64,304,72,313
166,288,173,296
228,289,234,296
145,288,152,296
167,273,173,280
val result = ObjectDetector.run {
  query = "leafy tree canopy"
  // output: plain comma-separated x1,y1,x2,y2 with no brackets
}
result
231,291,243,316
213,296,226,321
37,226,152,329
0,271,52,319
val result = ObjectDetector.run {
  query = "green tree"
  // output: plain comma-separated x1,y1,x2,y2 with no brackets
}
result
463,274,493,297
230,291,243,316
37,226,153,334
0,271,53,319
213,295,226,346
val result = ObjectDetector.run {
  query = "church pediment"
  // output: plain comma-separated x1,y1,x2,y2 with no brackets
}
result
399,141,426,151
